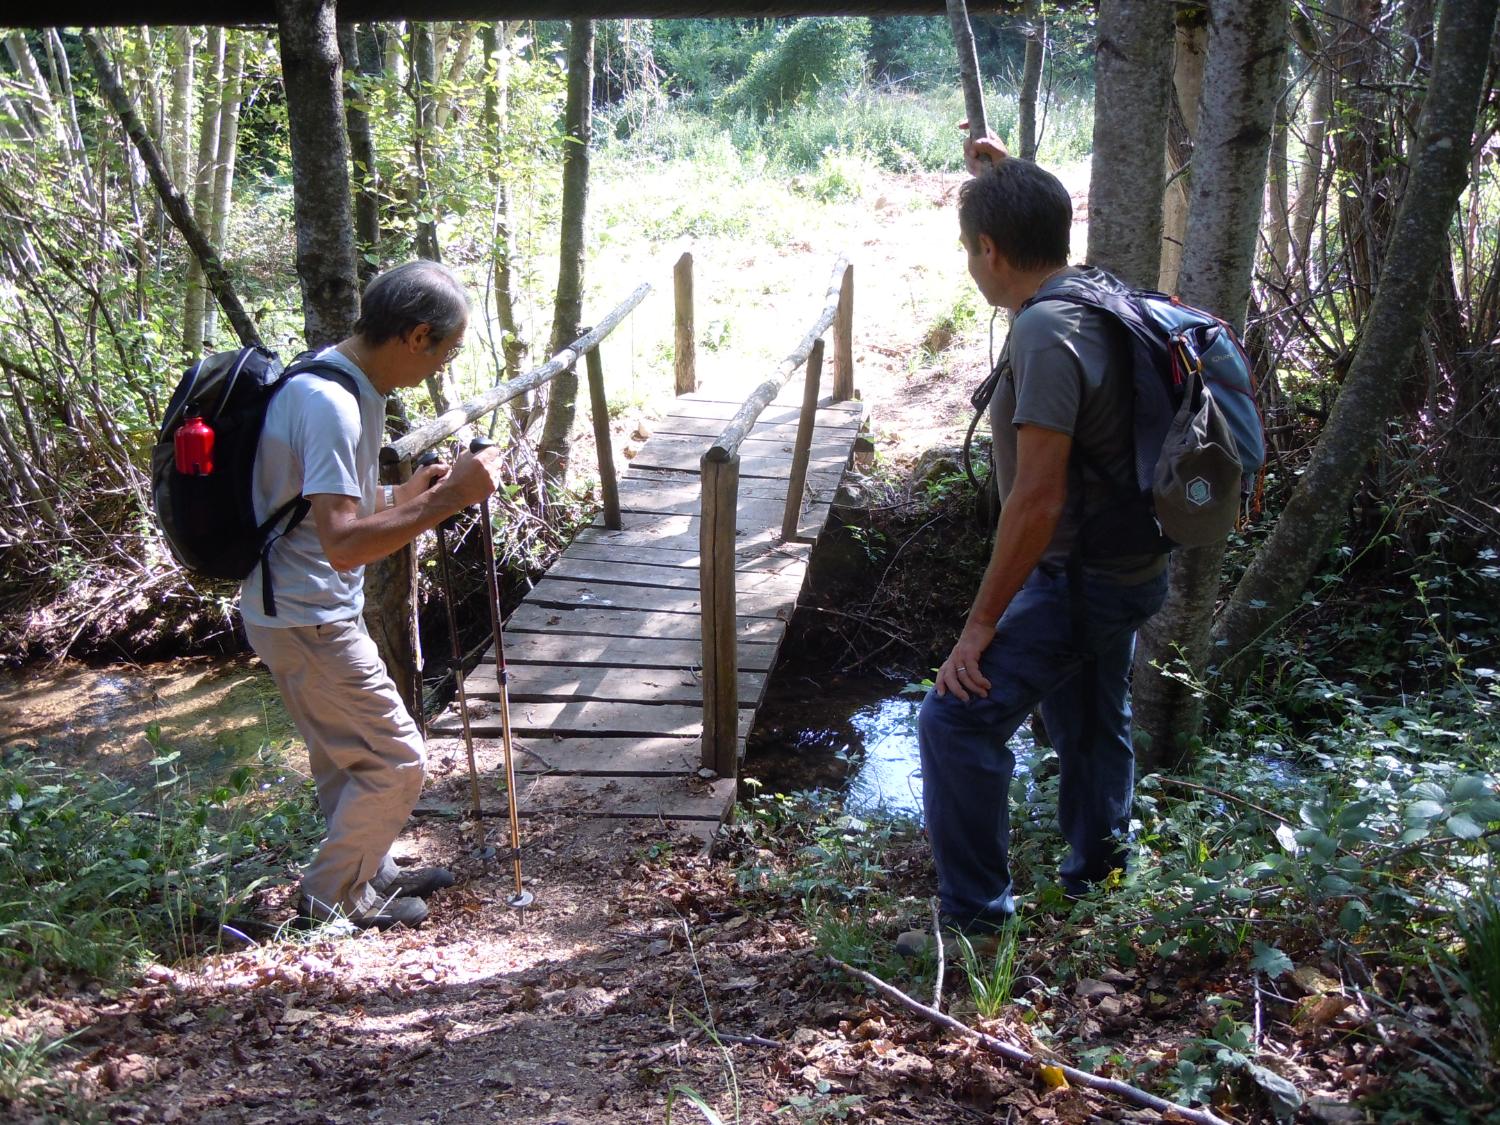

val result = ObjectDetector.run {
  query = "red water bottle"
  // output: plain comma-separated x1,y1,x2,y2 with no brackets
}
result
174,415,215,476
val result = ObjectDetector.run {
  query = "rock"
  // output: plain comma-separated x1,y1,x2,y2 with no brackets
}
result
644,939,672,957
697,767,719,780
1100,968,1135,988
1307,1097,1364,1123
1096,996,1125,1020
1290,965,1342,997
1074,978,1117,1000
911,447,964,488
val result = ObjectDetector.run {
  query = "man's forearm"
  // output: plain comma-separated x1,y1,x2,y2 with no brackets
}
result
321,484,469,572
965,488,1061,632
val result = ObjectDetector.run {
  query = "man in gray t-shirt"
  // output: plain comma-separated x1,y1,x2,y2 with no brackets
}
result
909,146,1169,943
242,261,504,931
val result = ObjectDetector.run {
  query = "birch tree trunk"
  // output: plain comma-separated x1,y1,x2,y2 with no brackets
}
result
483,21,527,384
410,22,442,266
1086,0,1175,288
203,31,245,347
1016,0,1044,162
1159,8,1208,294
1289,0,1339,286
1263,78,1293,293
275,0,359,349
338,22,381,286
1215,0,1500,673
538,19,595,482
182,28,225,360
1131,0,1288,769
167,28,194,192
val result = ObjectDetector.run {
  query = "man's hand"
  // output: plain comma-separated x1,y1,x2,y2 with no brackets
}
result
936,619,996,702
396,459,448,505
959,120,1009,175
436,445,504,509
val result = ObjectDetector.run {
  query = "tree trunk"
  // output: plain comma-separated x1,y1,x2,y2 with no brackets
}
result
1263,75,1293,293
1085,0,1175,288
410,22,442,265
338,22,381,286
1289,0,1339,287
167,27,194,191
1131,0,1288,769
1214,0,1499,673
434,23,476,129
81,31,261,350
182,27,225,360
203,30,245,347
1159,7,1208,293
1016,0,1043,161
538,18,595,482
483,21,527,384
276,0,359,349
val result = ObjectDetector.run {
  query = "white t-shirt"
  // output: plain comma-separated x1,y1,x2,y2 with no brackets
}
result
238,349,388,627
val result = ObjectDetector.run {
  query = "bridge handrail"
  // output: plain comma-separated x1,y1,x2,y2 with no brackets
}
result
705,257,848,464
698,255,855,777
381,281,652,465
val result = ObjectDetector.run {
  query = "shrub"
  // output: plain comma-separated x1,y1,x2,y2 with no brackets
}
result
721,19,871,120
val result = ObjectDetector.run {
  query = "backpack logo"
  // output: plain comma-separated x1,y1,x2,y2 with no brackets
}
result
1185,477,1213,507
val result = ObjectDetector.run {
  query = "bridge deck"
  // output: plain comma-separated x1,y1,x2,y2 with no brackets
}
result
424,389,866,845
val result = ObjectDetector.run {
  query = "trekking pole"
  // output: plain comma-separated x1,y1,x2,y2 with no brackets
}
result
416,449,491,859
469,436,533,912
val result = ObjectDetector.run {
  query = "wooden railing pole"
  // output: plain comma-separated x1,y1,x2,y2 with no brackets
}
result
833,262,854,402
585,340,622,531
364,457,422,725
675,252,696,395
782,338,824,542
699,452,740,777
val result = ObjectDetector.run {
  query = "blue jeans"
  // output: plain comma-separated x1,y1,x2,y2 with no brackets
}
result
918,564,1168,930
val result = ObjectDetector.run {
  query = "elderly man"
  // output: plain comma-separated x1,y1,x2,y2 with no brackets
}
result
242,260,502,931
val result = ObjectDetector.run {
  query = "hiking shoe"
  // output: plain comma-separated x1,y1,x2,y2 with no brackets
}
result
896,924,1004,961
372,865,456,900
297,894,428,932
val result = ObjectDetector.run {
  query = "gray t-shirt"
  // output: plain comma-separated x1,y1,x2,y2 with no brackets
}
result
989,268,1166,583
239,348,388,627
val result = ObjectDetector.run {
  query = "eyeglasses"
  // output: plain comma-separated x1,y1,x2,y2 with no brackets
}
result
436,338,465,364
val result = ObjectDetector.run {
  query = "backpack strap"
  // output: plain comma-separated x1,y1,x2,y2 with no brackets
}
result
255,360,363,617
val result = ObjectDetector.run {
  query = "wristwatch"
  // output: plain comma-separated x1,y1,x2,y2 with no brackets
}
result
383,484,396,509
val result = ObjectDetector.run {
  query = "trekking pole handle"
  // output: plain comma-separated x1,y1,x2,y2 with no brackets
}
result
416,449,464,530
470,436,495,455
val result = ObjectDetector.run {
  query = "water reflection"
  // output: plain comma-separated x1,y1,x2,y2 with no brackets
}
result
746,675,1038,818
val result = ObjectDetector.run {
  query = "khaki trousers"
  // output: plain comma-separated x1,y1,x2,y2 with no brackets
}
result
245,616,426,916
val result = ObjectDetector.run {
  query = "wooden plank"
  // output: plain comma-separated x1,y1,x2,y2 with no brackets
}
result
431,699,754,739
426,735,742,776
528,576,796,621
559,539,810,573
464,663,765,706
547,556,806,595
632,439,848,479
617,477,834,524
505,602,786,643
663,399,864,429
643,432,854,462
516,774,736,822
650,416,864,441
480,632,779,671
577,515,820,554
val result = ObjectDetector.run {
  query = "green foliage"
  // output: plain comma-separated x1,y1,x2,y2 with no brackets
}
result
955,921,1022,1019
1456,879,1500,1056
0,743,321,992
721,20,871,120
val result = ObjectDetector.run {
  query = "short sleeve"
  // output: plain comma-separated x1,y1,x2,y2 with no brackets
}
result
1008,303,1084,436
287,379,363,499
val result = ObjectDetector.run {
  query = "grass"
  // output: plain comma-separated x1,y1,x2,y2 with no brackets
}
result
955,920,1023,1019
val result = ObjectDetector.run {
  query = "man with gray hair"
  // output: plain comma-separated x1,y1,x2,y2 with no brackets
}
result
243,260,502,931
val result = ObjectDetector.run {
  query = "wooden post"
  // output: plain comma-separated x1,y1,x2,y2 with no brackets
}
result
585,342,621,531
699,452,740,777
363,457,422,723
782,338,824,542
675,251,696,396
833,262,854,402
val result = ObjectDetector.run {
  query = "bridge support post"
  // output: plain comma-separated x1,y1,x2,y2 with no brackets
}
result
364,457,423,726
782,338,824,542
699,451,740,777
832,262,854,402
675,252,696,395
584,335,622,530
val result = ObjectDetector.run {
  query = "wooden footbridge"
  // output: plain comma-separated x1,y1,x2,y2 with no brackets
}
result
379,256,864,846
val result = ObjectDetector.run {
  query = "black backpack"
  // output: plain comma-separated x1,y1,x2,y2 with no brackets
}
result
965,269,1265,557
151,346,358,615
